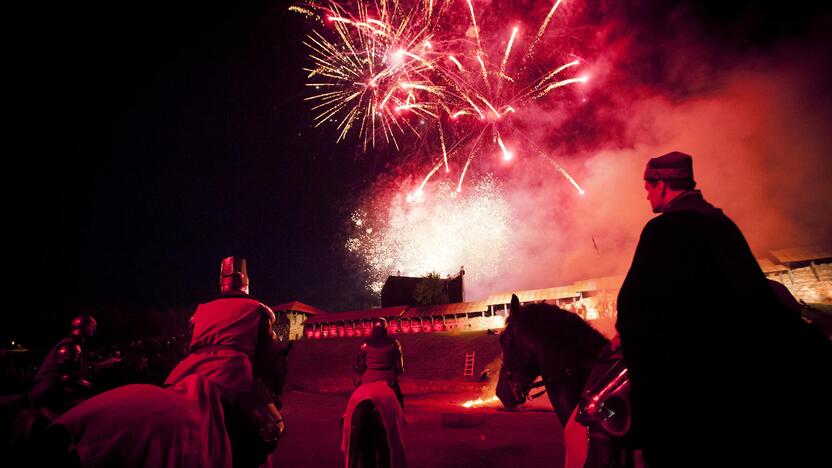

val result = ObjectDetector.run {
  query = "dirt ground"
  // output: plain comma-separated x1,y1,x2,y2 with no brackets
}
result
271,389,566,468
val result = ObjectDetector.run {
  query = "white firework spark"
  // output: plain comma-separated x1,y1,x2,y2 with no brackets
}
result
347,174,513,294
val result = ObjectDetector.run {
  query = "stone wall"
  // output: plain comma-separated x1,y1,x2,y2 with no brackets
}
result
768,263,832,304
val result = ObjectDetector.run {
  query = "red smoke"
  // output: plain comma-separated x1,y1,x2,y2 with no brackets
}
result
464,1,832,299
338,1,832,300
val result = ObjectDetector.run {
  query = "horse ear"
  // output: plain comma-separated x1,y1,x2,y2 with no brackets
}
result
510,294,521,317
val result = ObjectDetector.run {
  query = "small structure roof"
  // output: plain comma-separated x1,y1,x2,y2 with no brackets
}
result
271,301,328,316
757,258,790,274
572,276,624,293
304,305,407,325
403,301,488,319
486,286,576,306
769,245,832,265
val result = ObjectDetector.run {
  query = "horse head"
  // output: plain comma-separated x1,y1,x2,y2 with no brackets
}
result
496,294,610,426
496,295,540,411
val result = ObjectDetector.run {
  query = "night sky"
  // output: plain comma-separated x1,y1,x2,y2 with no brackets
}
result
9,0,831,344
25,2,370,306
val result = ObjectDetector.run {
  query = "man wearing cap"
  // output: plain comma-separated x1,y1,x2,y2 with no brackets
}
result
354,317,405,409
616,152,830,466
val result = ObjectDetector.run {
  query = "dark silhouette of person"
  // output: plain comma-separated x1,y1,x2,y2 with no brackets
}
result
2,315,97,465
164,256,286,466
354,318,405,409
29,315,97,414
44,257,290,467
616,151,831,467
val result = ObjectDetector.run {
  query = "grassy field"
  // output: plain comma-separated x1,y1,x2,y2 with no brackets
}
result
286,317,617,395
286,331,504,395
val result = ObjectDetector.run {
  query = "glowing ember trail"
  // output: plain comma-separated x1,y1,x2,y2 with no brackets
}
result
521,0,564,70
498,26,519,94
496,133,512,161
466,0,485,57
292,0,588,195
541,153,585,195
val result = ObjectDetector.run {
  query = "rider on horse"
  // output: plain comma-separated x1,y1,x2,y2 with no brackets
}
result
29,315,98,415
164,256,286,466
354,318,405,409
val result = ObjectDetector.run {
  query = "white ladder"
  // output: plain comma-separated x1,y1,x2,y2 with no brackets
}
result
463,351,475,377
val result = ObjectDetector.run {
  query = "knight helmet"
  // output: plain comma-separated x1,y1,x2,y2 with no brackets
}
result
220,256,250,294
371,317,388,337
71,315,97,339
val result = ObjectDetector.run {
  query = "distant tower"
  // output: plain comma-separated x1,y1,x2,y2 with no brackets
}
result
459,266,465,302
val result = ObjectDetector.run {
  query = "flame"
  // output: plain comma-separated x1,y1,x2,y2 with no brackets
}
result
461,395,500,408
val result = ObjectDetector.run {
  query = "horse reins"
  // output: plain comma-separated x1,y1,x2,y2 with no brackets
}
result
527,379,548,400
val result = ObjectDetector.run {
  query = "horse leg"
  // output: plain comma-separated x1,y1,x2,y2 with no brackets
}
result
350,400,375,468
38,423,82,468
224,398,282,468
551,373,597,467
584,426,617,468
4,405,57,467
563,406,589,468
588,429,641,468
548,378,581,428
371,406,390,468
390,382,404,410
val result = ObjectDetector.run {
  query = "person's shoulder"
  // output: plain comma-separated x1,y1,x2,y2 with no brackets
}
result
658,207,740,237
646,209,720,231
205,293,263,306
55,341,83,364
56,335,80,347
636,212,700,248
640,213,675,237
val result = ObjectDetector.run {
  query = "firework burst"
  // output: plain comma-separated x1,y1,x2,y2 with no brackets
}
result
345,174,513,294
299,0,451,151
294,0,588,195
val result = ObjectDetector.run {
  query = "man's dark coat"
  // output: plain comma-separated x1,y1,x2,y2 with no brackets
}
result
617,190,830,466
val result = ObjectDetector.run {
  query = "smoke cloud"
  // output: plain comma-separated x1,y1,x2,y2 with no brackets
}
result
338,1,832,302
466,1,832,299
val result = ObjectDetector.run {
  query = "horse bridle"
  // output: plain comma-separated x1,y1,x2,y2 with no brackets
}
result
504,368,550,403
502,322,552,403
527,380,548,400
